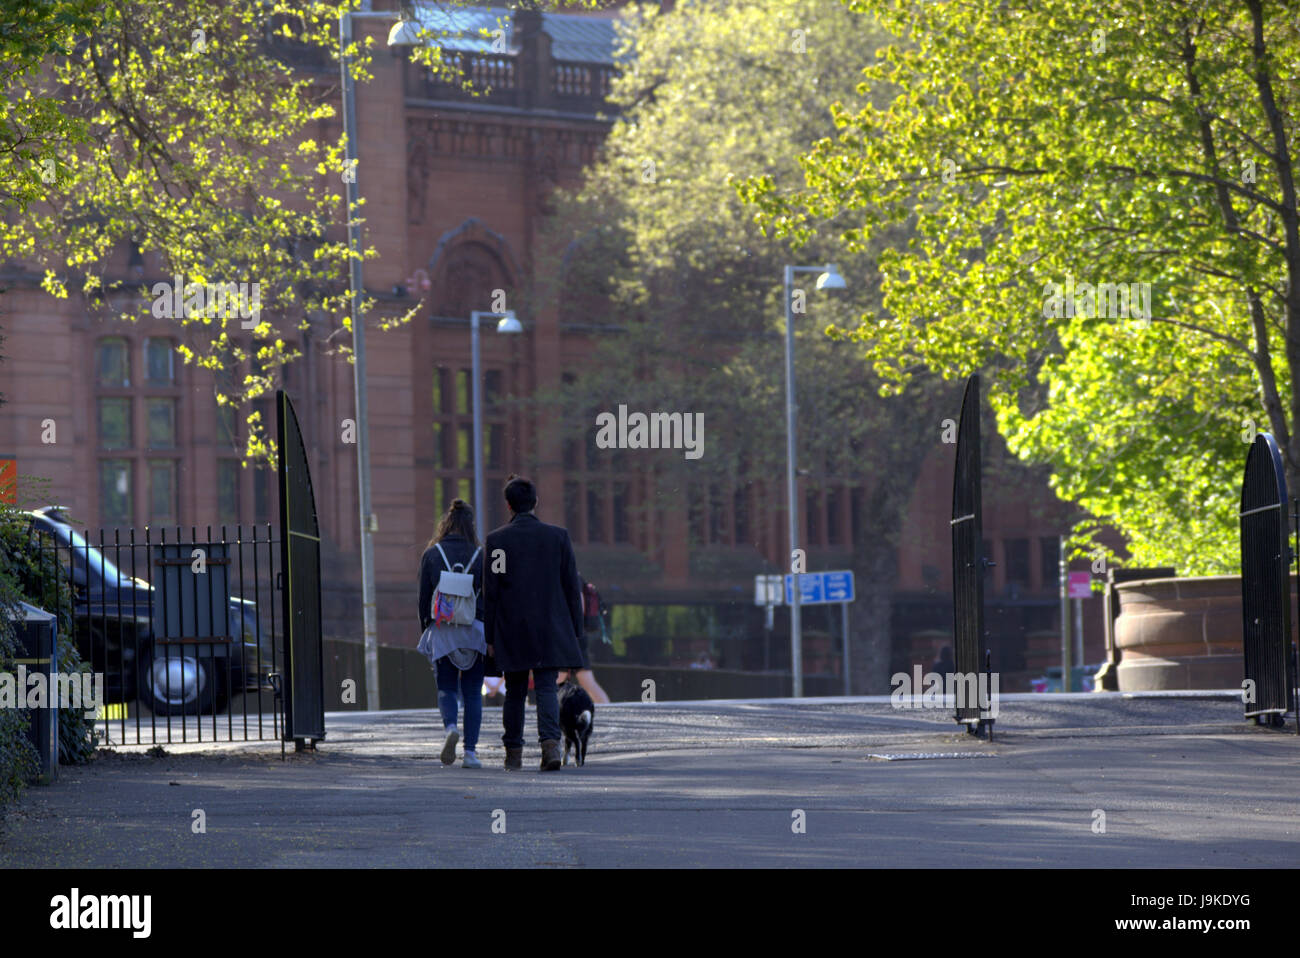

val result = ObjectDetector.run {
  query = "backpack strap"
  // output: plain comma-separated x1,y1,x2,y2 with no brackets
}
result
464,546,482,598
433,542,452,572
435,542,481,595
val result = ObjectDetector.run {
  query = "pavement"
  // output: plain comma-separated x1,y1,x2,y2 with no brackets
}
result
3,693,1299,868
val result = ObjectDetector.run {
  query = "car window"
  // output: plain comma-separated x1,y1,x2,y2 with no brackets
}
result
32,519,131,586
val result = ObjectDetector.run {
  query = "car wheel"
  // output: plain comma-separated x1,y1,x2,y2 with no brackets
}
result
139,650,224,716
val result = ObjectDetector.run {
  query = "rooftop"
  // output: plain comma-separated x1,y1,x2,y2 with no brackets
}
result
410,3,621,64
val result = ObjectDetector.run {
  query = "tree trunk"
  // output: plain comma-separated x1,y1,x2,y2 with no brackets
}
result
849,542,897,694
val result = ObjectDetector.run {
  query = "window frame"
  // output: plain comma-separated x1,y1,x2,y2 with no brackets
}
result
99,458,134,527
217,458,241,525
147,458,179,527
143,336,176,387
96,337,131,388
97,397,133,450
145,396,178,449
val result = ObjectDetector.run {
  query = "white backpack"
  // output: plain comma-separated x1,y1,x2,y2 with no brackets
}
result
432,543,481,627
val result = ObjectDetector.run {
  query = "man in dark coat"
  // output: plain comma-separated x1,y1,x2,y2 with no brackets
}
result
483,475,584,771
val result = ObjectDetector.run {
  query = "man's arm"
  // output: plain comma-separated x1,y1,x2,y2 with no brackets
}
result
560,530,583,638
483,533,498,647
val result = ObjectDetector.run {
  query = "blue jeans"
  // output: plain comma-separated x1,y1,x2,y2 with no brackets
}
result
502,669,560,748
436,654,485,751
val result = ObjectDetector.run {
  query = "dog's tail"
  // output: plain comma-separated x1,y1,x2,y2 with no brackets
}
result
578,709,592,729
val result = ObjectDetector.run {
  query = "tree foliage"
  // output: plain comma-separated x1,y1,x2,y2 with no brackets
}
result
741,0,1300,573
0,0,107,213
534,0,962,690
2,1,384,462
1,0,590,463
538,0,941,497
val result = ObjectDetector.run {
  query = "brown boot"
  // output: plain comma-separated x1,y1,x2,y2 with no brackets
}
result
539,740,562,771
504,747,523,770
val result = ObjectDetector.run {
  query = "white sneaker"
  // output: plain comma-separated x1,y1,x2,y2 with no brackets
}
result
440,728,459,765
462,750,482,769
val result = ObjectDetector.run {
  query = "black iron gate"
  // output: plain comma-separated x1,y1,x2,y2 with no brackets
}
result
26,519,283,746
277,389,326,748
950,374,994,733
21,392,327,749
1239,432,1294,726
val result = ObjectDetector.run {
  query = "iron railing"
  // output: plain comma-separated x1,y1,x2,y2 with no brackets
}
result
406,52,617,114
26,522,284,746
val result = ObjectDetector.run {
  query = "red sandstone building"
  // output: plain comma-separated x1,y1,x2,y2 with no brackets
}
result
0,2,1102,702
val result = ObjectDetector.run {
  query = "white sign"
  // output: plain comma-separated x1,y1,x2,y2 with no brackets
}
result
753,574,784,607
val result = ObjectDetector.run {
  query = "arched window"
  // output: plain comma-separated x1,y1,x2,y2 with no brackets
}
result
96,337,130,387
425,237,518,531
433,241,512,321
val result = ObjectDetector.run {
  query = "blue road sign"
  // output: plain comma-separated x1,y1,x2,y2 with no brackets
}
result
784,570,855,605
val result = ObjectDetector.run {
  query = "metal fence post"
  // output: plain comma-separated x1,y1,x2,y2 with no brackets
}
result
1060,535,1070,692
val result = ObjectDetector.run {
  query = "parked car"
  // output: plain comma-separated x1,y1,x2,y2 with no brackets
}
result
20,507,275,716
1030,663,1102,693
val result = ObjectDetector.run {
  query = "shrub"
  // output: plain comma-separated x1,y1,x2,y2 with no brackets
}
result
0,509,38,807
0,503,98,813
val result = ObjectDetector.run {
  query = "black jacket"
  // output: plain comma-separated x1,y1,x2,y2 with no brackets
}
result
483,512,584,672
418,534,484,632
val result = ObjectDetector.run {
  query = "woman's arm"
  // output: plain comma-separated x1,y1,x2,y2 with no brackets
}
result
417,549,433,631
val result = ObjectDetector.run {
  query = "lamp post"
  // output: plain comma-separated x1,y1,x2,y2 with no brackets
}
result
470,310,524,521
782,262,846,698
340,6,421,710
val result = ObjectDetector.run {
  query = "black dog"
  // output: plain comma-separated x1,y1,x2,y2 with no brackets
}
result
558,681,595,766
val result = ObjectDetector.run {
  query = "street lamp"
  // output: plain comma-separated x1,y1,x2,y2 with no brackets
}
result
470,311,523,524
782,262,846,698
340,5,422,710
387,17,425,46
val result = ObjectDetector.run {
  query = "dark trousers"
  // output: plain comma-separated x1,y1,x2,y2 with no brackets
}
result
502,669,560,748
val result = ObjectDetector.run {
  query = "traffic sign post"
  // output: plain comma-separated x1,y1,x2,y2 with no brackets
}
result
782,570,855,605
1061,568,1092,690
754,574,784,671
1069,572,1091,686
777,570,855,694
840,601,850,696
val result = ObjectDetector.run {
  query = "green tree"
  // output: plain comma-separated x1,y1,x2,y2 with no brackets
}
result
533,0,969,691
1,0,596,460
2,0,386,460
0,0,106,213
741,0,1300,573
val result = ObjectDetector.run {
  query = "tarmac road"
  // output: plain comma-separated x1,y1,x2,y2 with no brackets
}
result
2,694,1298,868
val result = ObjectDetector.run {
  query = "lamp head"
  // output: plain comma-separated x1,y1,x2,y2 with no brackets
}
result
815,263,846,290
496,311,523,334
387,5,423,47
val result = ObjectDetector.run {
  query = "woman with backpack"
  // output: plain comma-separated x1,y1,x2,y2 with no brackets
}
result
417,499,486,768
